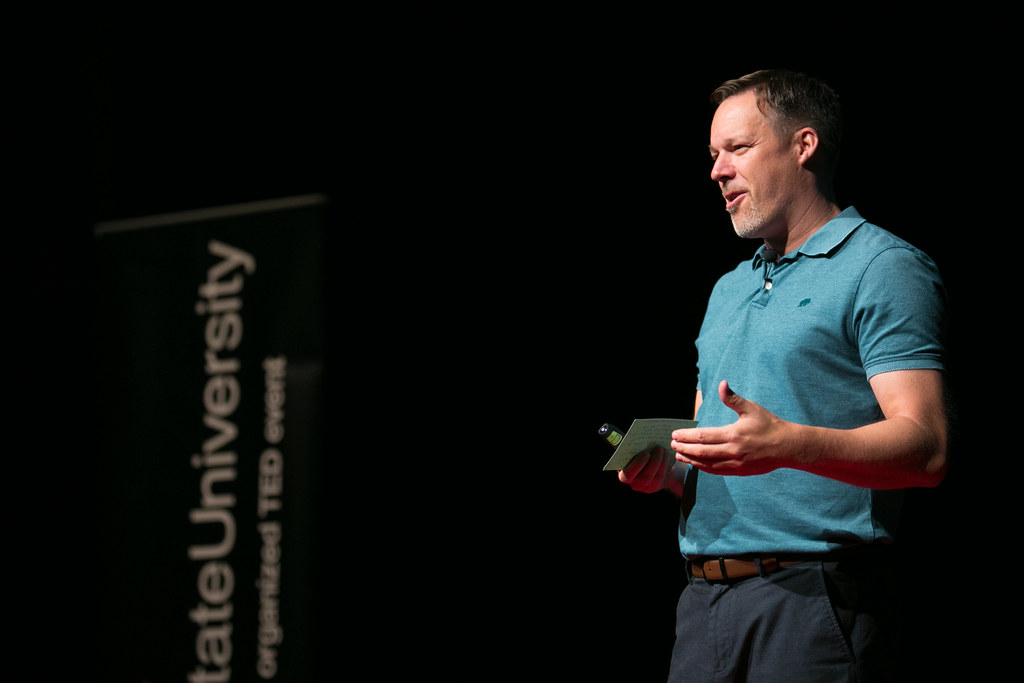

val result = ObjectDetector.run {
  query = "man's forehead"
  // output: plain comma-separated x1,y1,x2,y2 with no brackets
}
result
712,91,764,128
710,94,770,146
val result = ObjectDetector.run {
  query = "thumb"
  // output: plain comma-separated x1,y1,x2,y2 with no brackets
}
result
718,380,747,415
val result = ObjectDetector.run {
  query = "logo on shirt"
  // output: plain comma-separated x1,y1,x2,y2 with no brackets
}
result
798,298,811,307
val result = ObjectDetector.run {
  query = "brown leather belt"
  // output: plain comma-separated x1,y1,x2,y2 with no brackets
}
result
690,557,805,581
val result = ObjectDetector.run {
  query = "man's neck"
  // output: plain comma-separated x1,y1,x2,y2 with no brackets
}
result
765,200,841,258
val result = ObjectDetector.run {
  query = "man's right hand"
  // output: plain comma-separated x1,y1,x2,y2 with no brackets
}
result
618,446,684,497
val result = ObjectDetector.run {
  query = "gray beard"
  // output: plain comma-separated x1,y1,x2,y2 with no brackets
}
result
729,201,767,239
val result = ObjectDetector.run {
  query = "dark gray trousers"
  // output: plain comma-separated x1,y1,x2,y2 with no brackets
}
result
668,552,900,682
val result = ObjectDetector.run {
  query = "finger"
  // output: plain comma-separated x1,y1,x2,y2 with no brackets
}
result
632,460,666,491
719,379,747,416
617,450,667,492
618,449,652,482
672,433,736,466
684,457,740,473
671,426,730,445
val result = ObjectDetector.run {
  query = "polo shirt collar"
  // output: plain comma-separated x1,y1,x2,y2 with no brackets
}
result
751,206,866,270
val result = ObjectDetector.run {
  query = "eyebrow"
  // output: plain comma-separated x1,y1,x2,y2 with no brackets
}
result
708,140,732,158
709,137,752,157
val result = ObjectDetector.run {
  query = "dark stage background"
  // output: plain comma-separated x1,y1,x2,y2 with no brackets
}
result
23,12,1007,681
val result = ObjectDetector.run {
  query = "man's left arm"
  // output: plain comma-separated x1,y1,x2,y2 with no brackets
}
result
670,370,948,489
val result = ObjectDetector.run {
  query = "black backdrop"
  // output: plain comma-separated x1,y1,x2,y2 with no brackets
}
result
24,11,1009,681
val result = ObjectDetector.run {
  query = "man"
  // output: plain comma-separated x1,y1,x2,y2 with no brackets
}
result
618,70,949,680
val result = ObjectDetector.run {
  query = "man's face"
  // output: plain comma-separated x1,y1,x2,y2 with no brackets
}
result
709,90,798,240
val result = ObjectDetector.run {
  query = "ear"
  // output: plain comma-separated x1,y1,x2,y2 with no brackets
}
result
793,127,819,167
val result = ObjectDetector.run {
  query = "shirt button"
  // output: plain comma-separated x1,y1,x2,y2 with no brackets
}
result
764,280,773,290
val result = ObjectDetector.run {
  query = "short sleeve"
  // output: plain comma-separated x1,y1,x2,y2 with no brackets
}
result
854,246,947,379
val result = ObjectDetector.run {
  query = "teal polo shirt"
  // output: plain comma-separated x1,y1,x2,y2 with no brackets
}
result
682,207,947,557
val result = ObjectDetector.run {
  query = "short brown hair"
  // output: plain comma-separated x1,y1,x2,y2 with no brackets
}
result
712,69,843,176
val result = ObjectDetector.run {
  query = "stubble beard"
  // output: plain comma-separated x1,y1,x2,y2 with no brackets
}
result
728,199,767,240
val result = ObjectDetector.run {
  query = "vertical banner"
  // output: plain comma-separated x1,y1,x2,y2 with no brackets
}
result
94,195,328,682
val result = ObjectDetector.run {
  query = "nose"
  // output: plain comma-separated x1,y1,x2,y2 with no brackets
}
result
710,154,732,184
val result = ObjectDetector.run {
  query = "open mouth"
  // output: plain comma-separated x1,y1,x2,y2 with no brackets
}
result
724,191,747,211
